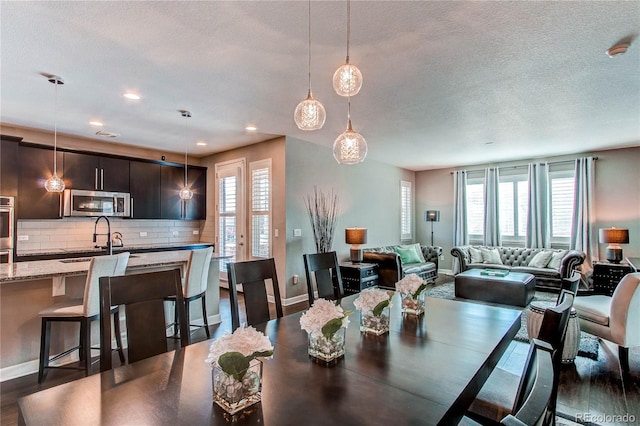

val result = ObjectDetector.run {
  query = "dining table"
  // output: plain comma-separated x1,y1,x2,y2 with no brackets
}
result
18,293,521,425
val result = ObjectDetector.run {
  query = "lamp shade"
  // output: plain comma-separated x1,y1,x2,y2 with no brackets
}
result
425,210,440,222
345,228,367,245
599,228,629,244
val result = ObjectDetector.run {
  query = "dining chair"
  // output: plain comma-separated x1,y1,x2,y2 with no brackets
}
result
37,252,130,383
99,268,189,371
556,270,581,304
466,295,572,425
303,251,344,304
227,258,283,331
166,246,214,339
573,272,640,372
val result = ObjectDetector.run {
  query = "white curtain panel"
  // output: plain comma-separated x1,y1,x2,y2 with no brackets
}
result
570,157,596,274
452,170,468,273
526,162,551,248
483,167,501,246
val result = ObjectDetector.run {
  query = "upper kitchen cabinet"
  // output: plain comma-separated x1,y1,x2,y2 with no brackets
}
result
63,152,130,192
161,165,206,220
0,136,20,197
17,145,64,219
129,161,161,219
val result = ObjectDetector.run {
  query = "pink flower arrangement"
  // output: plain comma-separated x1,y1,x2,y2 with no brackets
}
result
300,298,350,338
396,273,426,298
206,325,274,368
353,288,392,314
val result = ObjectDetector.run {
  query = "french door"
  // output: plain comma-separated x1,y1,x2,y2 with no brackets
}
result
215,159,245,282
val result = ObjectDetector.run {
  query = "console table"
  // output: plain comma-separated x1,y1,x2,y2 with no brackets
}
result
339,262,379,295
592,261,632,296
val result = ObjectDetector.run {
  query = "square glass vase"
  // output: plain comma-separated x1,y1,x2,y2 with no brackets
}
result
400,291,426,316
212,358,263,415
360,306,390,335
308,327,346,366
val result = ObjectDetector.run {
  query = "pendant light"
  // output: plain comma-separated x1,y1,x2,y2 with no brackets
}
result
179,110,194,201
44,75,66,193
332,0,362,97
333,97,367,164
294,0,326,130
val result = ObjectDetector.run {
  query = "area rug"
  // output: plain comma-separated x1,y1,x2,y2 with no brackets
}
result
425,281,599,360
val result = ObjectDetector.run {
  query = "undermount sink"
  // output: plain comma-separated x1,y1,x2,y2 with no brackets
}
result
59,254,140,263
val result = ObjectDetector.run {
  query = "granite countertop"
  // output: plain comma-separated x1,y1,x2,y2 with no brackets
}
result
1,250,229,283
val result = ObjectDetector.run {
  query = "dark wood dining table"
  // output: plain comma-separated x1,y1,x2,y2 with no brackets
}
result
18,293,521,425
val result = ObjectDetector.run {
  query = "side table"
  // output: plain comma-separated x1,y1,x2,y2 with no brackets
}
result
339,262,379,295
527,301,580,364
593,262,632,296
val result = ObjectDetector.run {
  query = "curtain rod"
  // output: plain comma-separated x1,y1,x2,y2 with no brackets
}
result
449,157,598,174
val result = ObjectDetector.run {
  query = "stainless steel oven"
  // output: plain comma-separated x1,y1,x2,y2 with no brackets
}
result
0,196,15,264
63,189,131,217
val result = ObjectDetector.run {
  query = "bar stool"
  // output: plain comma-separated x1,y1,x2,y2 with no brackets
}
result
167,246,213,339
37,252,130,383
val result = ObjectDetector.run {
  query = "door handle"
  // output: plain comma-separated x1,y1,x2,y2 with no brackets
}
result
100,169,104,190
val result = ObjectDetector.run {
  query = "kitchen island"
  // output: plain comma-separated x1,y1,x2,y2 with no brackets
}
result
0,249,227,381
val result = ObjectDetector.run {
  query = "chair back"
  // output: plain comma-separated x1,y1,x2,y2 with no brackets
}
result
506,339,555,426
99,268,189,371
609,272,640,347
228,258,283,331
556,270,580,305
303,251,344,304
183,246,214,298
83,252,130,317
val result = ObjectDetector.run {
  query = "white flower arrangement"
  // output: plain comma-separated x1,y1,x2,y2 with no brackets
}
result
353,288,392,316
206,326,274,381
300,298,351,339
396,273,427,298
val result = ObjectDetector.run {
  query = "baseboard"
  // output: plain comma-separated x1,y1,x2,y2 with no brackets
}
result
439,269,454,276
0,313,222,383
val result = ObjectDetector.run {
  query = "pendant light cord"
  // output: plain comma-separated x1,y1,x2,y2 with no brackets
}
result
345,0,351,62
184,114,189,187
307,0,312,92
53,80,58,176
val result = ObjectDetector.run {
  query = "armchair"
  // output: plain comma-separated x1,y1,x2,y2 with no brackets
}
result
573,272,640,371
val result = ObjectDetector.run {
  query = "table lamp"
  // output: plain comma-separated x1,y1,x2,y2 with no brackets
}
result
345,227,367,263
599,227,629,263
425,210,440,246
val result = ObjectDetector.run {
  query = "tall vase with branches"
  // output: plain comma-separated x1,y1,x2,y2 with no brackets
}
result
305,187,338,253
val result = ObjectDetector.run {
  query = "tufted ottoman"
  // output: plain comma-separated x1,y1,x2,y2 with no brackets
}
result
454,269,536,307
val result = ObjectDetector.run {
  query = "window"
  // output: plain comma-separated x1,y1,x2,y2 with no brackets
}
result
466,175,484,241
400,180,412,241
250,159,271,258
549,170,575,243
499,175,528,242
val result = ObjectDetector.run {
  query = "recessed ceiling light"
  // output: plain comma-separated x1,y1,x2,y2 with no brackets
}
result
89,121,103,126
606,42,630,58
245,125,257,132
96,130,120,138
123,92,141,100
196,142,207,146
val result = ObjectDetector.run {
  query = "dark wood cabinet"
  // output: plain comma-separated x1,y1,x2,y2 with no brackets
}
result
161,165,206,220
592,262,632,296
17,145,64,219
129,161,161,219
63,152,129,192
1,136,20,197
339,262,379,295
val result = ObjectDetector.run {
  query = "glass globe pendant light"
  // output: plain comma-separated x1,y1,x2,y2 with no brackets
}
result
333,0,363,97
44,75,66,193
179,110,194,201
294,0,325,130
333,98,367,164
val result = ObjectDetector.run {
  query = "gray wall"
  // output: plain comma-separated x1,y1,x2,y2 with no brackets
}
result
285,137,415,300
416,146,640,271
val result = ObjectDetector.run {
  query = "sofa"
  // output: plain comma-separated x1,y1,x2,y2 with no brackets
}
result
363,243,442,289
450,245,585,291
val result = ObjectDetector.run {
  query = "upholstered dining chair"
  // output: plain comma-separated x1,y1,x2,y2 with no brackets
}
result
37,252,130,383
227,258,283,331
466,295,573,425
573,272,640,372
303,251,344,304
99,268,189,371
166,246,214,339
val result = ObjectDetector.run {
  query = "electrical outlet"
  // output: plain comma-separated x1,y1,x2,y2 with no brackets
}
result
274,229,279,237
139,231,147,237
18,235,29,241
440,255,444,260
292,274,299,284
193,230,199,235
293,229,302,237
172,231,179,237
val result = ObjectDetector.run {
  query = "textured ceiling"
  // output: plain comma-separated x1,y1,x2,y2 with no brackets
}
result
1,1,638,171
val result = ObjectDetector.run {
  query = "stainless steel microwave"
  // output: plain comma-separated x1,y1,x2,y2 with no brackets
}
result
63,189,131,217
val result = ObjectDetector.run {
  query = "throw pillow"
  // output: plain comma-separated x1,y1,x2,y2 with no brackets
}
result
395,246,422,264
528,250,554,268
468,247,483,263
398,243,427,263
480,247,503,265
546,250,567,270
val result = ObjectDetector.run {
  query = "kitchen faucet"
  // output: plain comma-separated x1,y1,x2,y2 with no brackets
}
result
93,215,112,255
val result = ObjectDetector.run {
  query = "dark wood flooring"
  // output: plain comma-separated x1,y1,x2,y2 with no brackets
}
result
2,277,638,425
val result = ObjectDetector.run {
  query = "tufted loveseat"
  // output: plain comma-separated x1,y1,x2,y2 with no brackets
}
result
362,244,442,289
451,245,585,291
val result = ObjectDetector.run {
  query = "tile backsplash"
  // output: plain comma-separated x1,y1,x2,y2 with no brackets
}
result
17,218,205,252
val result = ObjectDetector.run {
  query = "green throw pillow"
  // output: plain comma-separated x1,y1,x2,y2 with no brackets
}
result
395,246,422,264
397,243,427,263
